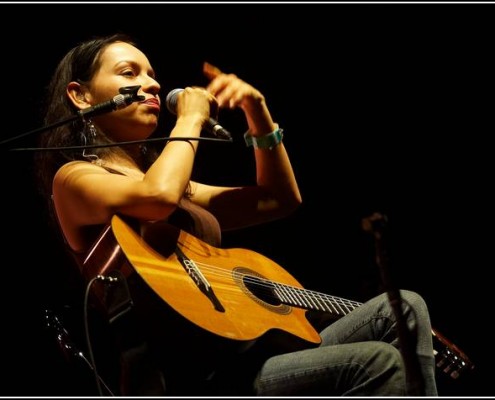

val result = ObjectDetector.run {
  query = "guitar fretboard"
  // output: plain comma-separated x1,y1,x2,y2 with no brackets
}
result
272,281,361,316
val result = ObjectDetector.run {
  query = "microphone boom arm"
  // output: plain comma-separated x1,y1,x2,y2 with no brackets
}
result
0,86,144,147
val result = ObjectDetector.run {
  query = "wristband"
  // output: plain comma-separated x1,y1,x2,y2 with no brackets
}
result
244,127,284,150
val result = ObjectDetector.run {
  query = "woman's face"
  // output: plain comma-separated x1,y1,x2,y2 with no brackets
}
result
86,41,162,141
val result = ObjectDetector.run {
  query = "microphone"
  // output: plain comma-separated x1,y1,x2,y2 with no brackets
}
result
77,85,145,119
165,88,232,140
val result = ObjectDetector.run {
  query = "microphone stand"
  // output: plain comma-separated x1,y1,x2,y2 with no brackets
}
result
362,212,425,396
0,111,79,147
0,85,144,147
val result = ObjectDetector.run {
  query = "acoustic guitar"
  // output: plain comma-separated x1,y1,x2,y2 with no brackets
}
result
81,214,474,381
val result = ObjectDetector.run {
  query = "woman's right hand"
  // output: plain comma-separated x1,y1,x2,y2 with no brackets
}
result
174,86,218,128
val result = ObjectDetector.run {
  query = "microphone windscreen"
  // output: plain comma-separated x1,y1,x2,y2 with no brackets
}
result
165,88,184,115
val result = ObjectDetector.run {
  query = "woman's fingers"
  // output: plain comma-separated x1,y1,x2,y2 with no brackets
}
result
203,61,223,79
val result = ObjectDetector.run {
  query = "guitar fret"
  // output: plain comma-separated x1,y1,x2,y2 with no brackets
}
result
329,295,347,315
339,298,358,314
317,292,340,314
310,292,329,313
300,288,320,310
273,283,293,305
283,285,298,306
290,287,307,308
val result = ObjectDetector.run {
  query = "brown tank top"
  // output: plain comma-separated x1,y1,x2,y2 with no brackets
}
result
58,163,222,266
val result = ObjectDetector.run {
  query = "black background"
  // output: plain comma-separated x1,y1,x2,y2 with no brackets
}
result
1,2,493,396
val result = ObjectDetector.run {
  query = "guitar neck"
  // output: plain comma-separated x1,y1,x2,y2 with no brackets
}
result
270,280,362,317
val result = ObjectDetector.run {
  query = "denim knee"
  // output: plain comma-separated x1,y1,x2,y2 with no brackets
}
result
399,290,428,316
345,341,406,396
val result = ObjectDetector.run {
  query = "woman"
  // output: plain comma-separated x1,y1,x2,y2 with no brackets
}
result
35,33,438,396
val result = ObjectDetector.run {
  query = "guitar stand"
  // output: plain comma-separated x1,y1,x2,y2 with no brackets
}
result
43,308,115,396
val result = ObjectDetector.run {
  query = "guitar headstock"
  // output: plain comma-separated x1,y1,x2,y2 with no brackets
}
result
432,328,475,379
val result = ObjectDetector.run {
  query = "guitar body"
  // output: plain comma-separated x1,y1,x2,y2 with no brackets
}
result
111,214,321,346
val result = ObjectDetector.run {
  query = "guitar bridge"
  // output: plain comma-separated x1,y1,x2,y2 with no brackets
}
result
175,246,225,312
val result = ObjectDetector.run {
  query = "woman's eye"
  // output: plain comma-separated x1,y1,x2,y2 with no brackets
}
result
121,70,135,77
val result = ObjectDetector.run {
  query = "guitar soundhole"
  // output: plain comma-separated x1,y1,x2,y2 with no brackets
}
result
233,267,291,315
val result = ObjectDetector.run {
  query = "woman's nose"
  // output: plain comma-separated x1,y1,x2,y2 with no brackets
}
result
142,75,161,95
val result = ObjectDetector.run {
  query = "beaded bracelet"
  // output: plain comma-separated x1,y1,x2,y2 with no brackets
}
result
244,126,284,150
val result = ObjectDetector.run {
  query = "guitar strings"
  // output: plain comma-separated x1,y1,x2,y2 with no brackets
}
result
166,255,363,317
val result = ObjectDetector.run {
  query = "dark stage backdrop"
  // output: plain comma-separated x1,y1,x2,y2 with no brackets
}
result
1,2,491,396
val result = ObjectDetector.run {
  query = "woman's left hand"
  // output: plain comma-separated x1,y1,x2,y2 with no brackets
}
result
203,62,264,112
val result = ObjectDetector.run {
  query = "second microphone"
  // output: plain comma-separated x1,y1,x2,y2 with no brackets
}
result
165,88,232,141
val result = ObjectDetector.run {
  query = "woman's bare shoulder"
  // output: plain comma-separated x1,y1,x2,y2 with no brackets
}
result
54,160,109,182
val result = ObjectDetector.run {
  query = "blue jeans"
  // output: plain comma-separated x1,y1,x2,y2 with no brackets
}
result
253,290,438,396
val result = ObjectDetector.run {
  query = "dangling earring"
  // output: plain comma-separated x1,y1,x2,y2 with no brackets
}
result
81,118,102,165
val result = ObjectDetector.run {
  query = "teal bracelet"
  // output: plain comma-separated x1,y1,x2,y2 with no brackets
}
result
244,127,284,150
